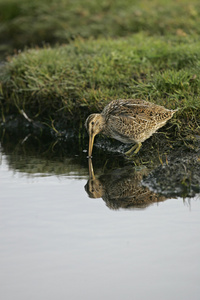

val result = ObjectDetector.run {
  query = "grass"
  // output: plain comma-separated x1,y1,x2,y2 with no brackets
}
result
1,0,200,55
0,0,200,138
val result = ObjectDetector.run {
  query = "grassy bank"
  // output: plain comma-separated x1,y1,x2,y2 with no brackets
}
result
0,33,200,136
0,0,200,138
1,0,200,56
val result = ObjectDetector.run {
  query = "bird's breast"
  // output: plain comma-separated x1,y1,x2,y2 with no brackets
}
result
103,127,134,144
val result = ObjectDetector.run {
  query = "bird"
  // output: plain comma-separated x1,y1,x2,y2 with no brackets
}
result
85,99,178,157
85,159,168,209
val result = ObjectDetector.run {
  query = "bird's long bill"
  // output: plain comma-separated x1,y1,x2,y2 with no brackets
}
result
88,134,95,158
88,158,95,179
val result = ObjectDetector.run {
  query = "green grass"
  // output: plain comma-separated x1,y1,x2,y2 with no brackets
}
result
0,33,200,136
1,0,200,55
0,0,200,138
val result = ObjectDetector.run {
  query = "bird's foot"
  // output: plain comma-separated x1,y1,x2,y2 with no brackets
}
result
125,143,142,156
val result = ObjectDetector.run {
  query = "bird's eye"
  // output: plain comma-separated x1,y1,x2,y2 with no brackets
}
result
91,121,94,125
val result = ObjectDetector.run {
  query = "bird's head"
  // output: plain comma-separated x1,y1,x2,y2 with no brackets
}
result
85,114,105,157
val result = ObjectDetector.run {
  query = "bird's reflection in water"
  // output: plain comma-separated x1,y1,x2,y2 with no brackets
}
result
85,159,168,210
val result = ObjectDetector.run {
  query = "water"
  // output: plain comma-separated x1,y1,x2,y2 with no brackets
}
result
0,133,200,300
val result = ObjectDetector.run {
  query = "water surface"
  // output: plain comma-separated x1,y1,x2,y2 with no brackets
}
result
0,133,200,300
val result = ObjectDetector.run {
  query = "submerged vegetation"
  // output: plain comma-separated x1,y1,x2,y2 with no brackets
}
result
0,0,200,138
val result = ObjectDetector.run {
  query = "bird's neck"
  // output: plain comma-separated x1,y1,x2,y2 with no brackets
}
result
99,114,106,132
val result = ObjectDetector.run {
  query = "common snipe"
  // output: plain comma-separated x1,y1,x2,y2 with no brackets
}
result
85,159,167,209
85,99,178,157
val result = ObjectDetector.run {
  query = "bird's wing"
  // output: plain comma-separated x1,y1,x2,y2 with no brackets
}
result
108,100,156,122
106,101,158,140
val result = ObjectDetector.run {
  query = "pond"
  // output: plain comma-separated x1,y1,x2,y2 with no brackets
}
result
0,130,200,300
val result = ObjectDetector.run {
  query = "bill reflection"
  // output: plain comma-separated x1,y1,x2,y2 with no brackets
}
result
85,159,168,210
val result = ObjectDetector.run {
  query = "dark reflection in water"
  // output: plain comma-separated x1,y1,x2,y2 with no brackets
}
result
1,128,200,203
0,129,125,177
143,156,200,198
85,159,168,209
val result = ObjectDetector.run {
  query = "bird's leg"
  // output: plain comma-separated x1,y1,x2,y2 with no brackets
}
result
125,144,138,155
125,142,142,156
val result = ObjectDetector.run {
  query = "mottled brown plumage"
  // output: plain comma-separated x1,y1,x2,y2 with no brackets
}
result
85,99,178,157
85,159,168,209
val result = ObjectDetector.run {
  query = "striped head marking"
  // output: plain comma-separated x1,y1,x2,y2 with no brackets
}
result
85,114,105,157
